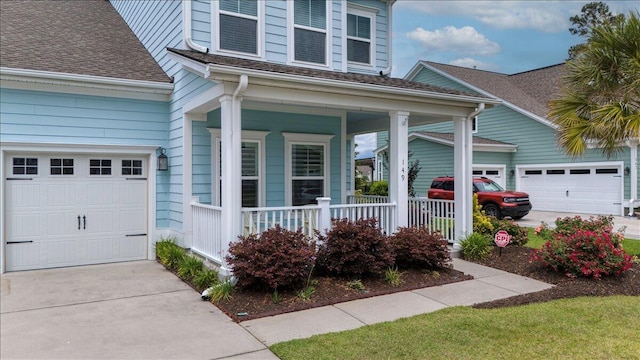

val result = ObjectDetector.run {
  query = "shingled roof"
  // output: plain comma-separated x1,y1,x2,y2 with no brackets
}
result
414,131,516,146
424,62,566,119
168,48,490,99
0,0,171,83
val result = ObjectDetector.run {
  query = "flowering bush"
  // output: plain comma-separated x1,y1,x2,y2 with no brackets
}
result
532,230,633,279
390,226,451,270
226,225,316,290
554,215,615,237
534,221,554,241
316,218,394,278
490,217,528,246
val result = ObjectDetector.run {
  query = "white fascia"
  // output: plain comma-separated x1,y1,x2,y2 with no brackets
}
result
409,61,557,130
376,132,518,153
0,67,173,101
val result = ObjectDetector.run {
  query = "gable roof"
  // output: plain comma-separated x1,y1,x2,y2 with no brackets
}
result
167,48,490,99
0,0,171,83
410,61,566,127
375,131,517,154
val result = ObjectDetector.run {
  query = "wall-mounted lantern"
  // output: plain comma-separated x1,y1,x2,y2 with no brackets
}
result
157,147,168,171
624,166,630,176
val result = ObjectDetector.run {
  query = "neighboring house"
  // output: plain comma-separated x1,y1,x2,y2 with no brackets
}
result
356,157,375,183
376,61,638,217
1,0,496,274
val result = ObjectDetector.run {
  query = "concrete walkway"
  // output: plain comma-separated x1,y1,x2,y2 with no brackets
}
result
1,259,553,359
240,258,553,345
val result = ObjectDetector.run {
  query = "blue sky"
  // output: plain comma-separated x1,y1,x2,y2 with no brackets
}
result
355,0,639,159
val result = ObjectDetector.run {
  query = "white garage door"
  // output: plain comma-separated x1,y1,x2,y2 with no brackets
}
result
519,164,623,216
473,166,505,188
5,153,148,271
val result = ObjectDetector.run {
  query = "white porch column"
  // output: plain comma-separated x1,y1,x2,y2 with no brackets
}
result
389,111,409,230
629,140,638,215
453,116,473,249
219,94,243,271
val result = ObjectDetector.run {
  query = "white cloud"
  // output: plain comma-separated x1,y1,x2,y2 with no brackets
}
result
397,0,573,33
407,26,500,56
355,133,377,159
449,58,499,71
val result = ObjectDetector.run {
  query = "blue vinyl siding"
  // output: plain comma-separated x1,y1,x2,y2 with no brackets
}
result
0,88,171,227
113,0,215,231
202,109,343,206
192,0,211,49
265,1,288,63
410,67,480,94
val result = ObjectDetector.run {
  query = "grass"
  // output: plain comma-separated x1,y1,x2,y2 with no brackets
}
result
270,296,640,360
526,227,640,256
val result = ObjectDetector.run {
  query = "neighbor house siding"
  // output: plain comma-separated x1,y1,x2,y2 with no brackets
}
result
0,88,171,226
204,109,343,206
410,67,480,94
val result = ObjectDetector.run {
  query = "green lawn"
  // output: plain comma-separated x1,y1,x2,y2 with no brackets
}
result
526,227,640,256
270,296,640,360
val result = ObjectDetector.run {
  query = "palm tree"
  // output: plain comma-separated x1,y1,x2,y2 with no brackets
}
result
549,12,640,157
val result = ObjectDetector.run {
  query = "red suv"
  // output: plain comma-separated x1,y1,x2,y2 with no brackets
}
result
427,176,532,219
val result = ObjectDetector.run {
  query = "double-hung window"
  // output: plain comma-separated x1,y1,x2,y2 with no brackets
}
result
292,0,328,65
210,129,269,207
347,7,374,66
284,133,334,206
216,0,259,56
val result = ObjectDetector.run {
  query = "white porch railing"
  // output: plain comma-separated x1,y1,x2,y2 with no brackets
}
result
241,205,320,239
346,194,389,204
190,196,455,268
408,197,455,243
191,202,224,264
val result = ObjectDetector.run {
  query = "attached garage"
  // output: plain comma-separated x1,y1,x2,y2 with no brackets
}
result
473,165,506,188
3,151,151,271
517,162,624,216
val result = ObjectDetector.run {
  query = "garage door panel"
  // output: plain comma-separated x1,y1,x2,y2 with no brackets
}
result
520,165,622,215
5,153,149,271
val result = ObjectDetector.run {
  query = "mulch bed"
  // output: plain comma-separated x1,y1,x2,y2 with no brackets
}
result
214,267,473,322
472,246,640,309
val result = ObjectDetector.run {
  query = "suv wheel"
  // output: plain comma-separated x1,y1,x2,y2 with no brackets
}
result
483,204,501,219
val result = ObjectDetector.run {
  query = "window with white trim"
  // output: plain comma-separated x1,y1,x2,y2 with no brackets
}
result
284,132,334,206
216,0,260,55
292,0,328,65
210,129,269,207
347,7,374,66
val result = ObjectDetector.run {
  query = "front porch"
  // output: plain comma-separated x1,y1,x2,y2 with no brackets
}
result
190,196,455,270
167,49,497,273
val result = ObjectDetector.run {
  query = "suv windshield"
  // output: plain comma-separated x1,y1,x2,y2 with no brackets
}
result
473,179,504,192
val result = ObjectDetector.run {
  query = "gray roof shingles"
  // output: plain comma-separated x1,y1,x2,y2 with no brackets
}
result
168,48,490,99
425,61,565,119
0,0,171,83
415,131,516,146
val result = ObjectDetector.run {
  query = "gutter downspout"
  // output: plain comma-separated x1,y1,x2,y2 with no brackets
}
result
467,103,485,121
628,139,638,217
379,0,395,76
182,0,209,53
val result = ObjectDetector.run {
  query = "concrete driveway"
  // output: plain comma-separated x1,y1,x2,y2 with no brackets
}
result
1,261,277,360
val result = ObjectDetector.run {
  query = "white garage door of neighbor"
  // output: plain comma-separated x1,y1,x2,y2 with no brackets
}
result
473,167,505,188
5,154,148,271
519,165,622,216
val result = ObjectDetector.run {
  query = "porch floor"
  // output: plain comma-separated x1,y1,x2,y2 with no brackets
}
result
240,258,553,345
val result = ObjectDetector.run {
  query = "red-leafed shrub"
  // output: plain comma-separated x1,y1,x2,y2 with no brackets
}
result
532,230,633,279
316,218,394,278
390,227,451,269
226,225,316,290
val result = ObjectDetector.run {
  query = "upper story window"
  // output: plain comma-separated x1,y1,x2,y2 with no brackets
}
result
291,0,329,66
215,0,261,56
347,7,375,66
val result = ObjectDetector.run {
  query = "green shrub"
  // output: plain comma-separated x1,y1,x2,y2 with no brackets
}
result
368,180,388,196
192,268,219,292
385,267,402,287
459,233,492,260
532,230,633,279
177,256,204,281
490,218,528,246
163,244,186,271
553,215,615,237
207,279,234,302
472,194,494,235
316,218,394,278
155,237,178,263
390,226,451,269
226,225,316,290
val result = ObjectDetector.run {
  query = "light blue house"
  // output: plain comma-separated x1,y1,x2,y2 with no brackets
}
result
0,0,496,273
376,61,639,218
